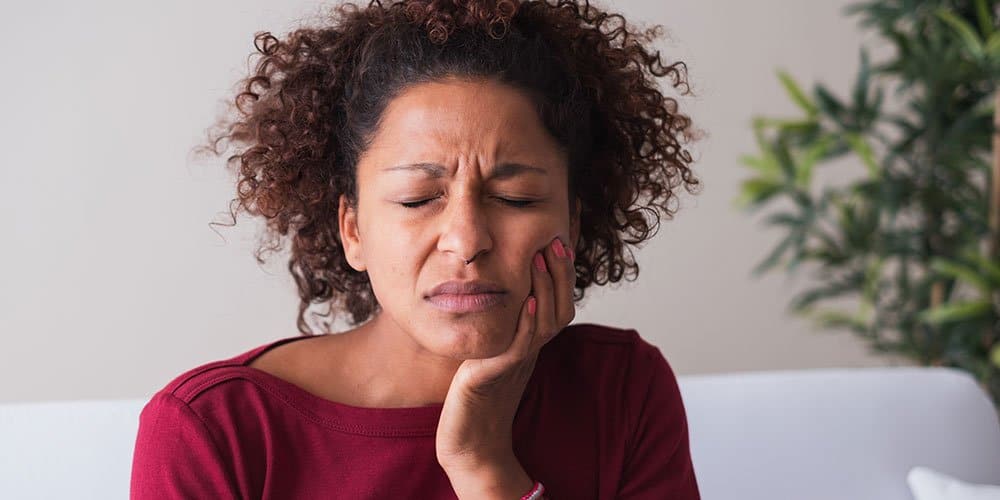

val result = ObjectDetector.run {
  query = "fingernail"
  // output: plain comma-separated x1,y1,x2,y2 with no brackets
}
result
565,245,574,261
534,252,547,272
552,238,567,258
527,296,537,315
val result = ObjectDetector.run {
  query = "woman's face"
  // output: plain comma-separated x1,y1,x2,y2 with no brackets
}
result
339,77,580,360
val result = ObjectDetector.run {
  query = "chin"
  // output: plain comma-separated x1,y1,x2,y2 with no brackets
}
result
429,321,513,359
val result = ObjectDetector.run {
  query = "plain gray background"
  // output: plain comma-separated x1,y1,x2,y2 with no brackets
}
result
0,0,915,403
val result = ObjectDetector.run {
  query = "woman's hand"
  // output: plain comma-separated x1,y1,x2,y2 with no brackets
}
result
436,236,576,499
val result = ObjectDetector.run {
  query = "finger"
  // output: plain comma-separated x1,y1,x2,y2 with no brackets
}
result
502,293,538,362
529,248,556,352
544,237,577,331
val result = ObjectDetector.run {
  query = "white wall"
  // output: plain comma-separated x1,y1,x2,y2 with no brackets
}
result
0,0,913,403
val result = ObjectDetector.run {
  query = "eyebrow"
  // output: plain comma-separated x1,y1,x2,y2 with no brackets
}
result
381,162,548,180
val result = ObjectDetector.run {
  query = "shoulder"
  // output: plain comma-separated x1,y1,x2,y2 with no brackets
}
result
538,322,680,411
131,337,311,498
147,335,313,406
133,335,318,464
553,323,693,473
544,322,674,379
554,322,664,354
529,323,690,469
546,322,685,420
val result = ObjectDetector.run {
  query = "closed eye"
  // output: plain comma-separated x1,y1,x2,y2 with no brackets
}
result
398,197,537,209
399,198,435,208
496,197,537,208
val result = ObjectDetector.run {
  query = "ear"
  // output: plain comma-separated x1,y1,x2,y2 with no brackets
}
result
338,194,367,272
569,196,581,250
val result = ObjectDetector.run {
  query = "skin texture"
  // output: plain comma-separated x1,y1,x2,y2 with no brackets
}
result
337,77,579,404
248,75,577,498
336,77,580,498
210,2,701,497
209,1,701,337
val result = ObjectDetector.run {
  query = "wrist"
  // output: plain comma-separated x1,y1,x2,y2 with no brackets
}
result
444,454,535,500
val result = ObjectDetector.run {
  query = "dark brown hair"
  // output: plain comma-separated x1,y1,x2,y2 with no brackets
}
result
203,0,703,335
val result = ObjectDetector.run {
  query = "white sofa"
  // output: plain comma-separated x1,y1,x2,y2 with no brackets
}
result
2,366,998,499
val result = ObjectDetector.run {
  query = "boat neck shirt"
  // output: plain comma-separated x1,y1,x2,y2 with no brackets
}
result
130,322,701,499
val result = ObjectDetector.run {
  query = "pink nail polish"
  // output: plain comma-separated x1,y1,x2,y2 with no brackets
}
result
552,238,566,258
534,252,547,272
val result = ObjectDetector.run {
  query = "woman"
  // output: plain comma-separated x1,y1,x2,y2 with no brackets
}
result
130,0,703,498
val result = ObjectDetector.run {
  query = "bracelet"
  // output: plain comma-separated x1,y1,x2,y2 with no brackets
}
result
520,480,545,500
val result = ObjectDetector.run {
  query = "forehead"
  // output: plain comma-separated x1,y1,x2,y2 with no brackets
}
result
365,78,564,162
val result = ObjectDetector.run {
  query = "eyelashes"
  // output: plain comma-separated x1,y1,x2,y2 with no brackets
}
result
399,199,435,208
399,197,537,209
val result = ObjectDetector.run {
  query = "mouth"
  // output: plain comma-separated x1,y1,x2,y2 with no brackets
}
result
424,278,507,313
425,292,506,313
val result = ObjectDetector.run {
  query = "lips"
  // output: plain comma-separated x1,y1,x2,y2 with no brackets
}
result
426,292,506,313
425,279,507,313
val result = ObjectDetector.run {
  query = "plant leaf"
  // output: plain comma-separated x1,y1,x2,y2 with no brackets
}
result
777,70,819,116
919,299,994,325
973,0,994,39
752,232,797,277
740,154,781,178
929,257,994,293
853,48,872,114
815,84,847,126
807,308,871,335
795,134,836,189
736,178,785,209
935,8,985,59
986,32,1000,60
957,247,1000,286
844,133,880,177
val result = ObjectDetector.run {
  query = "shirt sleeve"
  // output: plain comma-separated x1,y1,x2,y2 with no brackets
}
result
616,340,701,499
130,391,240,499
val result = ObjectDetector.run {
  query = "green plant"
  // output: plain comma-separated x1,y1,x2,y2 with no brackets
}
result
736,0,1000,408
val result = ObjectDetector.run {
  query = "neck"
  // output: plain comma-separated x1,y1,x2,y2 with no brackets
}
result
347,312,463,408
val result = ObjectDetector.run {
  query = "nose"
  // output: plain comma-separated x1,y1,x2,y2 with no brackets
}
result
437,191,493,264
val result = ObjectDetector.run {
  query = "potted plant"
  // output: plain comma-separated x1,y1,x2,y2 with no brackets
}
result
736,0,1000,407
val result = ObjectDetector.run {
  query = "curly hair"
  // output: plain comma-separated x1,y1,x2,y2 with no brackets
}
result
202,0,703,335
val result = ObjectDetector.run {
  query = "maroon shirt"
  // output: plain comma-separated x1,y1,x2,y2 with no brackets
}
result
130,323,700,499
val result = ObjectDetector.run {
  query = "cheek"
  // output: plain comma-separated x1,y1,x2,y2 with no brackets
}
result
361,208,421,257
508,211,565,249
500,222,560,286
360,226,423,300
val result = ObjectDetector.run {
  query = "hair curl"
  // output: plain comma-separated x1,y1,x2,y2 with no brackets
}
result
202,0,703,335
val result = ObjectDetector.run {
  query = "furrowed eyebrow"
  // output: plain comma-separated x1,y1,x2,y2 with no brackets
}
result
381,162,547,180
381,163,447,178
490,163,548,179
